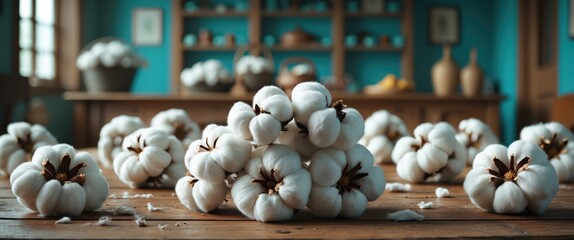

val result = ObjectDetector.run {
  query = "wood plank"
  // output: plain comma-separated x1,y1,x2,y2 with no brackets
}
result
4,219,574,239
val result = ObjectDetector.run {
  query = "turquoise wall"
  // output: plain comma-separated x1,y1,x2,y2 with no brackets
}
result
559,0,574,94
0,0,13,74
414,0,494,93
491,0,517,144
83,0,172,93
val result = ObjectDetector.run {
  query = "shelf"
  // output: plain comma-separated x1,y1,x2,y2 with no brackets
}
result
345,11,403,18
268,44,332,52
261,10,332,17
182,46,240,52
345,46,403,52
182,10,248,17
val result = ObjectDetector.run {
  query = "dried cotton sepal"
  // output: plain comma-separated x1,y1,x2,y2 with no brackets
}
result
455,118,499,165
151,109,201,148
227,86,293,145
520,122,574,182
231,144,312,222
290,82,332,126
392,122,466,183
184,124,252,182
307,101,365,150
359,110,409,164
113,128,186,188
97,115,145,168
10,144,109,217
276,120,319,160
307,144,385,218
463,141,559,214
0,122,58,176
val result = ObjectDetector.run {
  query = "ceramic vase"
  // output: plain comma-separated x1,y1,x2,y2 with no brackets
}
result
431,45,459,96
460,48,484,97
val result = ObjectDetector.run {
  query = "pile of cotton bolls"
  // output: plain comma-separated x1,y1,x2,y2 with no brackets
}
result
176,82,386,222
76,40,147,70
180,60,232,88
96,109,201,189
235,55,274,76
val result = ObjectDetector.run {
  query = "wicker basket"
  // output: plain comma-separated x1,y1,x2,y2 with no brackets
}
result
276,57,317,93
79,37,140,92
185,81,233,93
233,45,275,92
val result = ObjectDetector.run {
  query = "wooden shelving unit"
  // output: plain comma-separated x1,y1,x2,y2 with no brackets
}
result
182,10,249,17
261,10,332,17
182,46,239,52
171,0,413,94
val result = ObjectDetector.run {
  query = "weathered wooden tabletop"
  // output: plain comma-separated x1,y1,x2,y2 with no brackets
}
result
1,148,573,239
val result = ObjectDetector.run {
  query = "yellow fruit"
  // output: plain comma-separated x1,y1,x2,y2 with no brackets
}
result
397,79,415,91
379,74,398,90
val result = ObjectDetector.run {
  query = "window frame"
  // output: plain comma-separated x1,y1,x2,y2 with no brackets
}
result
15,0,81,94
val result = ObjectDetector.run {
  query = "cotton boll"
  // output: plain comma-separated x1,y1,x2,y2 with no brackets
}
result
188,153,226,183
332,108,365,150
230,175,265,219
278,169,312,209
392,137,418,165
276,120,319,160
520,124,552,143
292,64,312,76
365,136,394,164
308,109,341,147
257,94,293,122
307,186,342,218
492,182,528,214
98,115,145,168
230,145,311,222
175,176,227,213
12,144,109,216
253,193,294,222
464,140,559,215
90,42,106,57
339,189,368,218
396,152,425,182
358,166,385,201
249,114,282,145
416,144,448,174
100,52,119,67
291,82,331,125
308,148,346,186
227,102,256,141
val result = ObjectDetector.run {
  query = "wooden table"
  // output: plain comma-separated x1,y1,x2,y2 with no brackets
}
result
64,92,503,148
1,148,573,239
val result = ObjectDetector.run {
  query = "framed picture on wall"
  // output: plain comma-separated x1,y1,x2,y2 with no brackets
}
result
428,7,459,45
132,8,163,46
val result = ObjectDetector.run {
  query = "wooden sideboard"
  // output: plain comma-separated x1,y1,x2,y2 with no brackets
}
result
64,92,503,148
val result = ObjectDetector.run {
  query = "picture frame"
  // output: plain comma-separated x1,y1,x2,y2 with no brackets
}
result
132,8,163,46
428,7,459,45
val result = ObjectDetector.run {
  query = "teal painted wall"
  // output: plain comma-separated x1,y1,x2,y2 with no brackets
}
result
0,0,13,74
559,0,574,94
83,0,172,93
491,0,517,144
414,0,494,93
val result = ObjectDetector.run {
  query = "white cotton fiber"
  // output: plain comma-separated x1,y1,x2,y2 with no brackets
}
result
435,187,450,198
385,182,412,192
387,209,424,221
417,201,434,209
